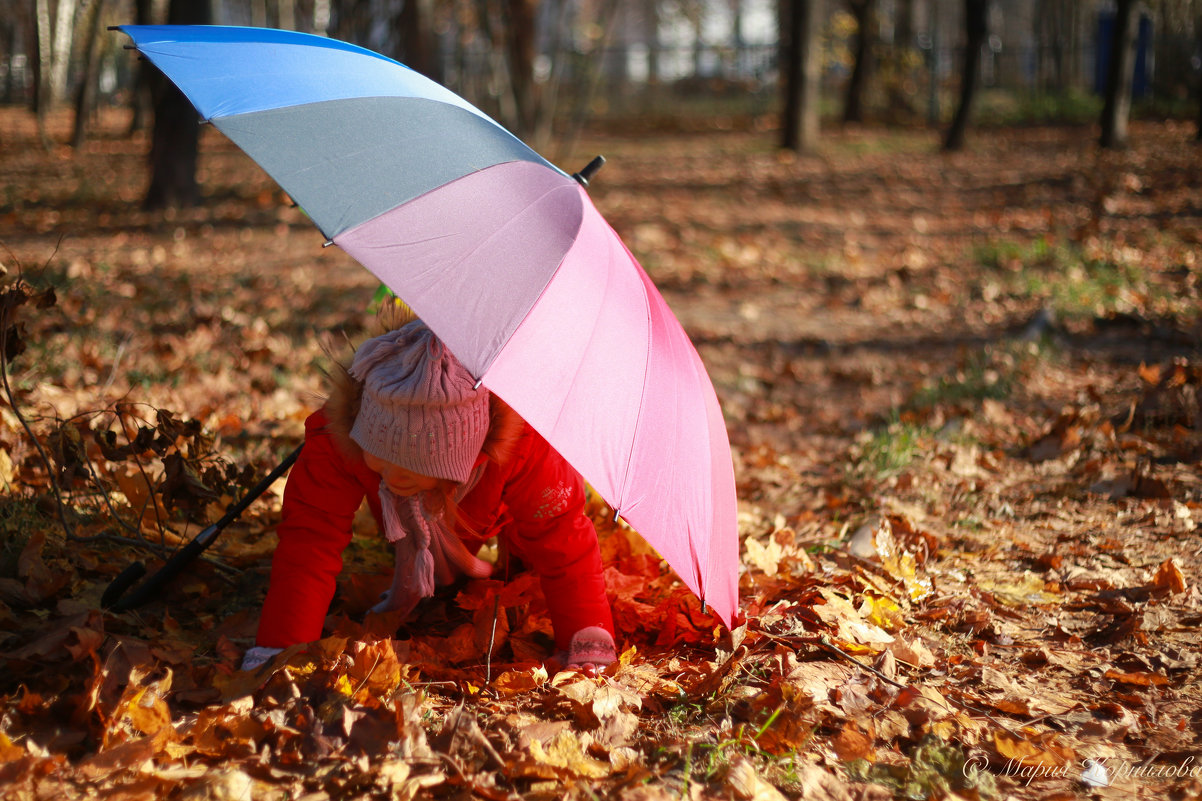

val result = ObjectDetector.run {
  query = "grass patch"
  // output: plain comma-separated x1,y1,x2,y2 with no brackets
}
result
853,418,931,478
910,349,1012,410
972,237,1155,320
974,88,1102,126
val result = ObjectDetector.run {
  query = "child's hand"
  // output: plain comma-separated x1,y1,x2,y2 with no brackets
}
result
564,626,616,676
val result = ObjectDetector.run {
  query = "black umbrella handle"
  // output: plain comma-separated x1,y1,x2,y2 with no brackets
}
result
103,533,213,612
102,445,303,611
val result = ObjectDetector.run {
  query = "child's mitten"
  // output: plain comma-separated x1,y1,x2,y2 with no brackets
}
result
241,645,283,671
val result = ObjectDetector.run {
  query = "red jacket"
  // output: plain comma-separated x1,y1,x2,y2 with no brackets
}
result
256,408,613,651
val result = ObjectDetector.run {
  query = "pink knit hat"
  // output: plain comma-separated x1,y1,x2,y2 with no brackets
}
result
348,321,490,483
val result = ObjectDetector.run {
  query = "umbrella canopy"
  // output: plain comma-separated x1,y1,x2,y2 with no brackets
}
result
118,25,739,627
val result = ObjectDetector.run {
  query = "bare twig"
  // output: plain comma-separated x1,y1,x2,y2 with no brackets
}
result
100,333,133,395
115,406,170,545
815,634,910,690
61,409,143,541
485,594,500,685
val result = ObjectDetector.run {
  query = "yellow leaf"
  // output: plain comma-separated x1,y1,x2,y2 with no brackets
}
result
744,536,784,576
347,639,406,697
728,757,788,801
527,731,611,779
0,448,14,486
859,594,905,632
332,673,355,698
0,731,25,762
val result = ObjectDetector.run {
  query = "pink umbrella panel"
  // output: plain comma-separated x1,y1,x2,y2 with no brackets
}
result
336,160,739,627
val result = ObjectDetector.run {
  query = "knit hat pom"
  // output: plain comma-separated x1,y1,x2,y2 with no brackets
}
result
349,321,490,483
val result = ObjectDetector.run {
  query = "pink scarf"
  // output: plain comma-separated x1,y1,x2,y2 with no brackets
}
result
374,467,491,616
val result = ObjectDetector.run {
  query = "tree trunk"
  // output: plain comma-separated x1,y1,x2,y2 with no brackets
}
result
503,0,540,140
50,0,78,105
645,0,660,86
843,0,875,123
781,0,823,153
72,0,107,148
144,0,211,210
278,0,296,30
127,0,154,134
34,0,54,146
942,0,987,152
398,0,437,80
1099,0,1137,149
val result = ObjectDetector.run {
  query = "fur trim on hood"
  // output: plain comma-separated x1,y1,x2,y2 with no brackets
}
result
321,308,525,472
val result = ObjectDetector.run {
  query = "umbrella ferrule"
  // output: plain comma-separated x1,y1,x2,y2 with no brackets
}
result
571,155,606,187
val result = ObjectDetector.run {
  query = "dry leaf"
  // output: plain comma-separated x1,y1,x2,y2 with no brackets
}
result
1152,558,1188,594
832,722,874,761
989,728,1074,768
728,757,788,801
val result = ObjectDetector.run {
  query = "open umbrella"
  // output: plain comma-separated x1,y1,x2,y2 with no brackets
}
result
116,25,739,628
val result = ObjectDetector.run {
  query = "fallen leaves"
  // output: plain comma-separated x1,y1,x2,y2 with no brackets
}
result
4,112,1202,800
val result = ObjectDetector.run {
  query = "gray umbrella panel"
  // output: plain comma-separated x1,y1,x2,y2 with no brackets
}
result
212,97,551,239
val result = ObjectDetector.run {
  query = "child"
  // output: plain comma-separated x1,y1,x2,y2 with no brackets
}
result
242,316,616,673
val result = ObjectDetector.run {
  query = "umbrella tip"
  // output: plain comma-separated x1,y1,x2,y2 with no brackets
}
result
571,155,606,187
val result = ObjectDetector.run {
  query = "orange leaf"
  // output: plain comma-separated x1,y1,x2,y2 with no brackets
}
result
492,665,549,697
1104,669,1170,687
1152,558,1187,594
990,728,1073,767
832,723,874,761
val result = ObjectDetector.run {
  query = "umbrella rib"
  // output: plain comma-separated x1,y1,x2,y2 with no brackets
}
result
612,275,654,520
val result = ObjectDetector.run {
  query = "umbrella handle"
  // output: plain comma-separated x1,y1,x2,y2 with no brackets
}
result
101,444,303,611
572,155,606,187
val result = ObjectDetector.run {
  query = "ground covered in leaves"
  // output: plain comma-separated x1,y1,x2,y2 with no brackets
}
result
2,108,1201,800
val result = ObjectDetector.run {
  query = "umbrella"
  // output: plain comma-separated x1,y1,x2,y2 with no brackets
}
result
116,25,739,628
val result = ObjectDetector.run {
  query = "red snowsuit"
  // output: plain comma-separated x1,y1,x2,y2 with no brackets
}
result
255,408,614,651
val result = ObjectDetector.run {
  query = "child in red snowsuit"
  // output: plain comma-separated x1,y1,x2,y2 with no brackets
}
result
242,319,615,673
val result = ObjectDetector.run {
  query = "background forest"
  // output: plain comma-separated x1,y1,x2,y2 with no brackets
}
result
2,1,1202,800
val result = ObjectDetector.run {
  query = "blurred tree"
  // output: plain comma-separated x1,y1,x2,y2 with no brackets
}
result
881,0,919,120
49,0,77,104
781,0,823,152
843,0,875,123
942,0,986,152
1099,0,1137,149
72,0,107,148
1033,0,1082,93
127,0,153,133
34,0,52,145
398,0,439,81
504,0,541,139
1195,10,1201,142
144,0,211,209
